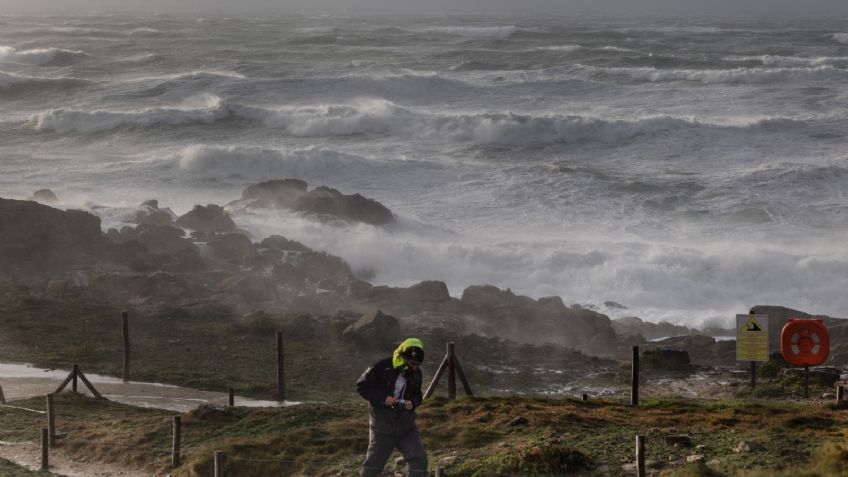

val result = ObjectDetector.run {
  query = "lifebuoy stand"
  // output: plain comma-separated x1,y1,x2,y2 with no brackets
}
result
781,319,830,398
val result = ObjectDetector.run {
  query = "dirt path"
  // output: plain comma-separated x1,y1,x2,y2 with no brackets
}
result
0,362,295,412
0,440,149,477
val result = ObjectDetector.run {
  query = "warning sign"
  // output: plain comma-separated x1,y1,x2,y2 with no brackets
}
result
736,314,769,361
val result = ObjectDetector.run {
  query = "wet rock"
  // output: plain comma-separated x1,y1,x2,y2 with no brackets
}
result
132,200,177,226
259,235,311,252
686,455,704,462
231,179,395,226
31,189,59,204
217,274,276,302
176,204,237,233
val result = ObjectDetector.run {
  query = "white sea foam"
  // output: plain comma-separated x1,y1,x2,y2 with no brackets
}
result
724,55,848,67
600,65,843,84
177,144,380,180
833,33,848,44
29,96,232,133
0,45,87,65
537,45,583,52
420,25,518,39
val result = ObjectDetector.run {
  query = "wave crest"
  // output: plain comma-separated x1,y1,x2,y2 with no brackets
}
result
0,45,88,66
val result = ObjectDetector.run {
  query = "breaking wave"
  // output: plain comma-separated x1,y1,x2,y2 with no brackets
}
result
0,71,90,92
29,95,812,145
0,45,88,66
833,33,848,44
176,144,384,180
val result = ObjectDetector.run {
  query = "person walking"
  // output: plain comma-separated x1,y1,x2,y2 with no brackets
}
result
357,338,428,477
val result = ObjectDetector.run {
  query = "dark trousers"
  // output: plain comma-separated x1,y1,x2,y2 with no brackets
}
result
361,426,428,477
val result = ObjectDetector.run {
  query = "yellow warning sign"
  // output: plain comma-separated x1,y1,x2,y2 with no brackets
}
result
736,314,769,361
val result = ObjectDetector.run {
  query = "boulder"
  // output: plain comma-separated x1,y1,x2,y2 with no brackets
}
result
641,349,692,373
208,233,256,262
230,179,395,226
30,189,59,204
176,204,237,233
343,309,400,348
401,281,451,302
132,200,177,226
259,235,311,252
0,198,111,276
293,186,394,226
116,224,195,254
240,179,308,208
460,285,519,309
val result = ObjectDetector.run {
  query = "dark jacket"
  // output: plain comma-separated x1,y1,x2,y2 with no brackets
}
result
357,357,423,435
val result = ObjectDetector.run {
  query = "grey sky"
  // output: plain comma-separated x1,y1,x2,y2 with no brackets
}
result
3,0,848,17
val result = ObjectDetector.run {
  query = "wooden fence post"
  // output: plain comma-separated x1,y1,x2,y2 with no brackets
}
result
435,465,444,477
276,331,284,402
172,416,181,467
122,311,130,382
46,394,56,447
837,385,845,403
631,346,639,407
582,393,588,401
229,388,235,407
0,382,5,403
636,435,645,477
447,343,456,400
72,365,78,393
214,450,225,477
41,428,49,470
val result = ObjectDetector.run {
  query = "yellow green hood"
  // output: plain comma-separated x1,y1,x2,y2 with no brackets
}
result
392,338,424,369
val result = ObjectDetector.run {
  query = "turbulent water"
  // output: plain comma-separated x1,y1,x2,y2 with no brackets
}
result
2,13,848,328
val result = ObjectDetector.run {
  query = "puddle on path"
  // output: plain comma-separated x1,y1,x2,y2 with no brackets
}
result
0,362,298,412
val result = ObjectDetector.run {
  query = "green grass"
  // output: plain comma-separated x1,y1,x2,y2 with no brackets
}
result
3,393,848,476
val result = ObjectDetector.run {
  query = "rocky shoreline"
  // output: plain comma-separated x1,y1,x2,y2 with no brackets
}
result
3,181,847,396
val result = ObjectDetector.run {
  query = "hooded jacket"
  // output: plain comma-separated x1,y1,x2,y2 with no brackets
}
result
357,340,425,436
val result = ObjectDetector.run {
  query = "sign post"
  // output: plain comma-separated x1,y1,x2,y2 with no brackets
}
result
736,314,769,389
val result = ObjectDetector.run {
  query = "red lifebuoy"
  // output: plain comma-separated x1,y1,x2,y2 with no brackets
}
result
780,319,829,366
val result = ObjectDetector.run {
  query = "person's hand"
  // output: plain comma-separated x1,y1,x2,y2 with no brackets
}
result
403,401,413,410
384,396,398,407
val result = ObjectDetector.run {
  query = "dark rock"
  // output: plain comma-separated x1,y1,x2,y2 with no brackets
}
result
612,316,696,341
641,349,692,373
31,189,59,204
114,224,195,254
604,301,628,309
176,204,237,233
461,285,520,308
0,198,111,277
402,281,451,302
132,200,177,226
259,235,311,252
293,186,394,226
231,179,395,226
241,179,308,208
538,296,566,311
343,309,400,348
208,233,256,261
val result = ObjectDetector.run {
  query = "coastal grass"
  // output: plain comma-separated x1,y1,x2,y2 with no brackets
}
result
0,458,51,477
3,393,848,476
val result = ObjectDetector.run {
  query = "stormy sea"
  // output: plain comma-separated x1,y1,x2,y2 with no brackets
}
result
2,13,847,328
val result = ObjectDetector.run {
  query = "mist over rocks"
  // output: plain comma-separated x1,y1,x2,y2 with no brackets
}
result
6,194,833,381
228,179,395,226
